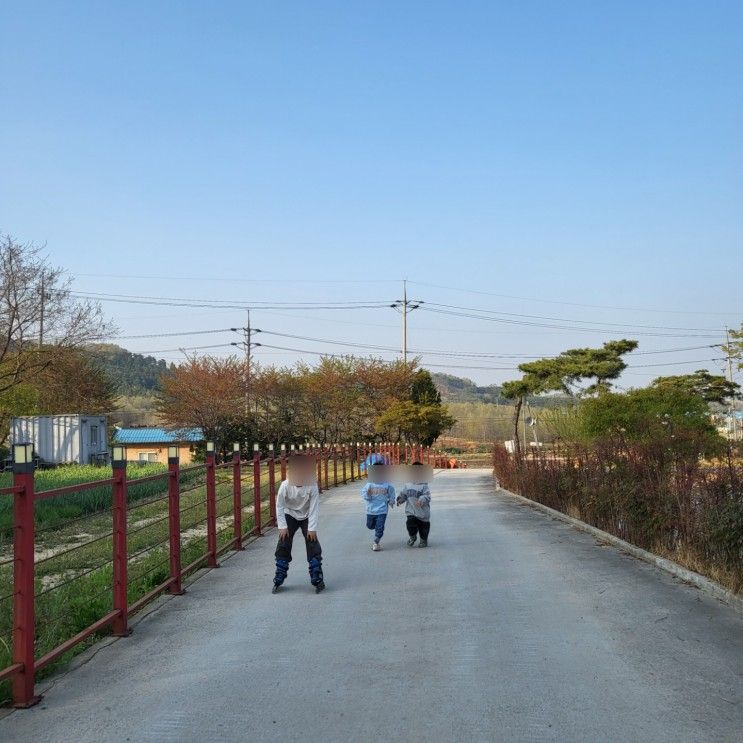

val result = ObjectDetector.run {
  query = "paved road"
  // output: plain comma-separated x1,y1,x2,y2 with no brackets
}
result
1,470,741,742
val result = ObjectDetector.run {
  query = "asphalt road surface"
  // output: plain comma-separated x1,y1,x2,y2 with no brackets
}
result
1,470,741,742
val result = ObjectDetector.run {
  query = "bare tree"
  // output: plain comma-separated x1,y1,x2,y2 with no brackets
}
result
0,233,116,396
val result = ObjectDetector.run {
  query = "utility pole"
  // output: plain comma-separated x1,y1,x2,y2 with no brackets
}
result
390,280,422,363
243,310,252,416
245,310,252,396
724,327,738,441
231,314,259,417
725,327,734,386
38,272,45,347
403,280,407,363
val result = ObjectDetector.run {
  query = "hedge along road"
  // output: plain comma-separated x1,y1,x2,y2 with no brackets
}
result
1,470,741,742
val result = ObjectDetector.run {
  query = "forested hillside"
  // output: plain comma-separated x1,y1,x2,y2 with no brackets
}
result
431,373,503,403
86,344,172,395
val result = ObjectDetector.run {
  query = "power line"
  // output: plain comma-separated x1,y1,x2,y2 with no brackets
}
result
419,306,722,339
131,337,722,375
75,273,398,284
408,280,738,317
118,326,720,362
114,328,236,340
255,330,718,360
71,291,392,311
423,301,722,333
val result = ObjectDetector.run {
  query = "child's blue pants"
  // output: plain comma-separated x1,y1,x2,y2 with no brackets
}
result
366,513,387,543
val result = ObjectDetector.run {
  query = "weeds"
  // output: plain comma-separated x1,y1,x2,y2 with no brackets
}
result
493,444,743,593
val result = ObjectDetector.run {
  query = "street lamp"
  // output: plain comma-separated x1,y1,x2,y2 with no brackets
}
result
13,443,34,472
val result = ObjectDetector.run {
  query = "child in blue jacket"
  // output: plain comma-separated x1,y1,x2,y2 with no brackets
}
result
361,479,395,551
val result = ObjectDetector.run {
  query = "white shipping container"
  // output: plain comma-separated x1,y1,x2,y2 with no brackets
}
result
10,415,109,465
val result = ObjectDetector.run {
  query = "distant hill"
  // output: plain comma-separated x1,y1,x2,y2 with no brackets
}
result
432,373,504,404
86,344,172,396
432,372,571,409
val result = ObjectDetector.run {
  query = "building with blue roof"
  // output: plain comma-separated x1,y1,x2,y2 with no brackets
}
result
112,427,204,464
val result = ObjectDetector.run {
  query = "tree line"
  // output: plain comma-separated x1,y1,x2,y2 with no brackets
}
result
157,355,456,456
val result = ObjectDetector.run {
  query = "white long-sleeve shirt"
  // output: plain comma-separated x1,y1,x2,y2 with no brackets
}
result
276,481,320,531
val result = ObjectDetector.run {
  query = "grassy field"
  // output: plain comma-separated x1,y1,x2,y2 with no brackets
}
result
0,463,169,540
0,458,357,706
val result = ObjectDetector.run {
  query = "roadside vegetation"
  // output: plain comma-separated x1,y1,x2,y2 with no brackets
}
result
494,348,743,594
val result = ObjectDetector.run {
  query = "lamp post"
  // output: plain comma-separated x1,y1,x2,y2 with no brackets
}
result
268,443,277,525
253,443,262,536
232,443,243,549
111,445,130,636
205,442,218,568
11,443,40,707
167,446,184,592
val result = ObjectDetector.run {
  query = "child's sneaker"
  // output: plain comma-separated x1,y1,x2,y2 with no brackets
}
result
407,536,416,547
418,540,428,548
315,581,326,594
272,584,281,594
372,542,381,551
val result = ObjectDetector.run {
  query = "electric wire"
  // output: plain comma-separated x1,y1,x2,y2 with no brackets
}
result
407,280,738,317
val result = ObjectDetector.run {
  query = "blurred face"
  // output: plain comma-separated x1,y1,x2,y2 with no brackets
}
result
287,456,317,486
368,464,393,483
407,464,432,483
366,464,434,483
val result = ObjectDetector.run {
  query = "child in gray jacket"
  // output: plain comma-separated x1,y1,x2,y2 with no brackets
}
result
396,462,431,547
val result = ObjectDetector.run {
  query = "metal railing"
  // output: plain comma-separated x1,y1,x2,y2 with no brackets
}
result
0,441,440,707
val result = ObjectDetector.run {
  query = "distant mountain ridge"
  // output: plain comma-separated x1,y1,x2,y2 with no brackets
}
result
431,373,504,404
432,372,571,409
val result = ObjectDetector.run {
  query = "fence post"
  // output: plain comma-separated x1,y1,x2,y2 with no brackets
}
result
342,445,347,483
11,443,40,708
205,442,219,568
333,445,338,487
323,446,330,490
168,446,185,594
111,446,131,636
232,443,244,550
253,444,262,535
316,454,323,493
280,444,287,481
268,444,277,526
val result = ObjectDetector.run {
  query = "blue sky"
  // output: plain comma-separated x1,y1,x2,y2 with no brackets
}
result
1,1,741,386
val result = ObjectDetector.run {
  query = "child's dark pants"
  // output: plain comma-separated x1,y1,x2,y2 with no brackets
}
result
274,514,323,586
406,515,430,541
366,513,388,543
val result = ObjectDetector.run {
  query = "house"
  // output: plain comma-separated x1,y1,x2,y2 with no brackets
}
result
112,427,204,465
11,415,109,465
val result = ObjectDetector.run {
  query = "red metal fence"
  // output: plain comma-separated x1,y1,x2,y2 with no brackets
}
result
0,441,441,707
